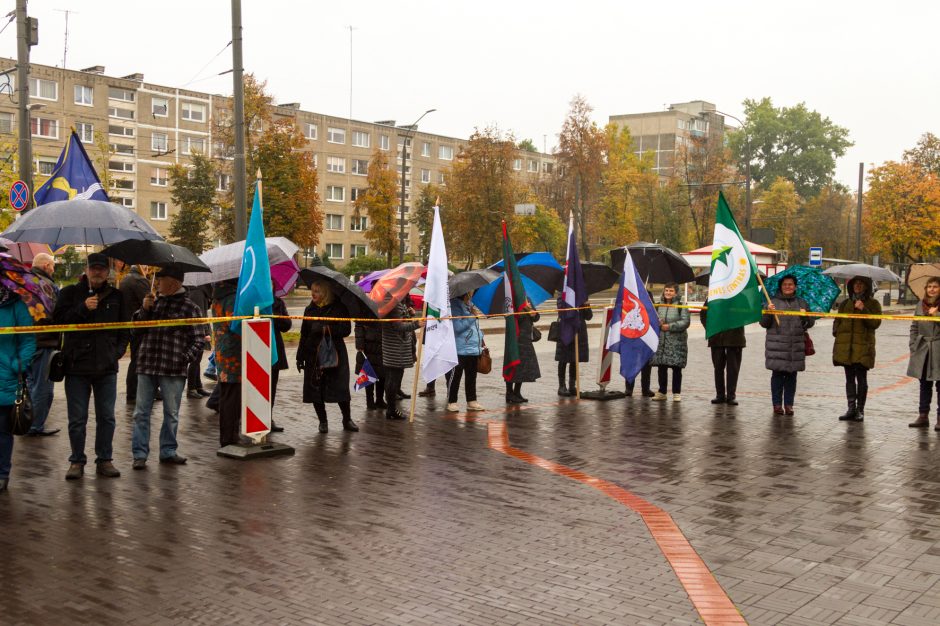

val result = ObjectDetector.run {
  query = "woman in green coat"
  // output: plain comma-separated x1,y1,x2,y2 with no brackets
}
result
832,276,881,421
650,283,690,402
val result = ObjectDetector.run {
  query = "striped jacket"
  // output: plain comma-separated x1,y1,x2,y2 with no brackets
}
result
380,301,418,369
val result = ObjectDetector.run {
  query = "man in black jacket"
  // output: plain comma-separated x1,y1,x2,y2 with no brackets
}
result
53,253,129,480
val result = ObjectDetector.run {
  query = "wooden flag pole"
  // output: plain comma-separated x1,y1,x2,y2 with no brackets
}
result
574,332,581,399
409,302,428,423
754,272,779,325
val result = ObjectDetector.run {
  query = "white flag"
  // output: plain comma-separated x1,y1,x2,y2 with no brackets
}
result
421,206,458,383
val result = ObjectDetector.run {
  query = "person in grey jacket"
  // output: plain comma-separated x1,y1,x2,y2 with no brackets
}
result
908,276,940,429
381,301,421,420
650,284,690,402
759,275,815,415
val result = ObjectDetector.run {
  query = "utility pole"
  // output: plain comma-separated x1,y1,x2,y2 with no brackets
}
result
398,109,435,264
855,162,864,261
231,0,247,240
16,0,36,210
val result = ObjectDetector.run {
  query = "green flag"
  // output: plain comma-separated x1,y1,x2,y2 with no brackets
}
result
501,221,528,381
705,192,763,339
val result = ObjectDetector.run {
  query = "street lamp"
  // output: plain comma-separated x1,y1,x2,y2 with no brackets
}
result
398,109,436,264
714,110,752,240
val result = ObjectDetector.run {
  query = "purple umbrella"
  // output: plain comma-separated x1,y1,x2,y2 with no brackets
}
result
356,269,390,293
271,259,301,297
0,255,56,321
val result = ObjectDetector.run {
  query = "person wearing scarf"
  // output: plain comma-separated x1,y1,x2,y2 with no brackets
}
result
832,276,882,422
908,276,940,429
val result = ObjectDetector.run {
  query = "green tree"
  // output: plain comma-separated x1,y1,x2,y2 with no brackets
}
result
168,152,216,253
343,255,388,275
903,132,940,176
754,177,800,257
728,98,852,198
512,201,566,257
413,183,441,261
355,149,399,266
517,138,537,152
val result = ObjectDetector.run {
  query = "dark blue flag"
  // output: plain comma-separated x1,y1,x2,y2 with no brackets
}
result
33,130,109,206
559,214,587,345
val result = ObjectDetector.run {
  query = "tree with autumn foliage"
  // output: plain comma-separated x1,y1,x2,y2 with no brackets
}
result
903,132,940,176
213,74,321,247
512,201,567,258
355,149,399,266
754,177,800,258
440,126,525,267
591,123,641,252
798,184,856,262
864,161,940,264
674,133,737,247
413,183,442,262
168,152,216,253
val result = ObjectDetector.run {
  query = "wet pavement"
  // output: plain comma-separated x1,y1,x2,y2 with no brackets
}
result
2,316,940,625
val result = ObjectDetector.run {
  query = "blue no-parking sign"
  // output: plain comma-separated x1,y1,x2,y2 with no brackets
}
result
9,180,29,211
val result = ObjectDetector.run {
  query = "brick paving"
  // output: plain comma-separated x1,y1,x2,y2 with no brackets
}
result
1,316,939,625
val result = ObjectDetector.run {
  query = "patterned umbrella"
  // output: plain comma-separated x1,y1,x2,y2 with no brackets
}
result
369,262,426,317
0,255,56,321
763,265,840,312
356,269,390,293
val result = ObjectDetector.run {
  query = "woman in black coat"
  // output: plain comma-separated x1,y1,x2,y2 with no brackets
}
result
355,320,385,410
297,279,357,433
554,298,592,397
506,301,541,404
269,294,291,432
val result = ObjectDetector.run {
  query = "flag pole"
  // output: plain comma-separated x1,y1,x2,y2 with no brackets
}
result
409,302,428,423
753,272,779,325
574,326,581,398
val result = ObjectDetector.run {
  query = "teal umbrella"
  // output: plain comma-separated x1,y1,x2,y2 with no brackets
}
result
764,265,840,312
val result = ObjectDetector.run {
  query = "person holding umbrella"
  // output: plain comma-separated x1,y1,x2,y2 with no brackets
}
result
119,263,151,405
908,276,940,429
25,252,62,435
650,283,690,402
832,276,882,422
0,282,35,492
445,290,485,412
297,278,358,433
380,300,421,420
760,275,815,415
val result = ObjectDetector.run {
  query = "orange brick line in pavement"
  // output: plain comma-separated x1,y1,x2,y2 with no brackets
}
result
439,406,747,624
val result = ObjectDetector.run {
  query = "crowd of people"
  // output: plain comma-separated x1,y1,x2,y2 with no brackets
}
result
0,255,939,493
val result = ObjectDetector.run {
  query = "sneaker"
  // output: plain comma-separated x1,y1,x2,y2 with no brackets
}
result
446,403,460,412
186,389,203,399
65,463,84,480
95,461,121,478
672,394,682,402
467,401,485,412
651,392,667,401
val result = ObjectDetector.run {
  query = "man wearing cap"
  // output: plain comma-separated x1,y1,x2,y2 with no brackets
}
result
130,266,205,469
52,252,129,480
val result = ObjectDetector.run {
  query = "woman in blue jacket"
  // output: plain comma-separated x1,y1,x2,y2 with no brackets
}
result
445,292,485,413
0,286,36,492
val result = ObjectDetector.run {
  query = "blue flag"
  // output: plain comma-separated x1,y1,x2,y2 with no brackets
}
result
606,249,659,384
232,182,274,336
33,130,109,206
559,213,587,346
354,357,379,392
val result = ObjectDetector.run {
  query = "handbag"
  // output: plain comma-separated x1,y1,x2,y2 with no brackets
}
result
477,346,492,374
48,350,66,383
532,326,542,342
316,327,339,369
804,331,815,356
11,338,33,436
548,321,560,342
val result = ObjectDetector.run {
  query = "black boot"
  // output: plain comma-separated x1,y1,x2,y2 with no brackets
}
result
838,403,858,421
366,387,376,410
342,418,359,432
318,419,328,433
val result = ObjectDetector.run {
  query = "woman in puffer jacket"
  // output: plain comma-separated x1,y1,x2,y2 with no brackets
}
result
760,275,815,415
832,276,881,422
650,283,690,402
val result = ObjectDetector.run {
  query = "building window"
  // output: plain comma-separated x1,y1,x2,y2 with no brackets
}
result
150,201,168,220
543,162,553,174
439,145,453,160
437,172,445,184
118,197,134,208
528,159,538,172
326,156,345,173
350,188,363,202
109,87,135,102
350,215,367,232
109,160,134,173
114,179,134,190
181,101,206,122
0,112,12,134
216,173,231,191
305,123,317,140
421,142,431,157
513,158,522,171
30,117,58,139
325,243,343,260
326,214,343,231
152,97,169,117
37,159,57,176
152,133,168,153
420,168,430,184
326,185,344,202
74,84,93,106
110,143,134,155
108,107,134,120
327,127,345,144
76,122,94,143
181,136,206,155
108,125,134,137
380,134,390,150
151,167,168,186
352,131,370,148
351,244,368,258
352,159,368,176
29,77,57,100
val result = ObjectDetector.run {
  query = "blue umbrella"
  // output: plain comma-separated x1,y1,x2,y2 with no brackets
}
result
472,252,563,314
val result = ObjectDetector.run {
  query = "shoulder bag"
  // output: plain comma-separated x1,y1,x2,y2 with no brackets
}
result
317,326,339,370
476,332,492,374
532,326,542,342
548,320,560,342
11,337,33,436
804,332,815,356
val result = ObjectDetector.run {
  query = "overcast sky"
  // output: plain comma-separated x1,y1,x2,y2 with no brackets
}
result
3,0,937,190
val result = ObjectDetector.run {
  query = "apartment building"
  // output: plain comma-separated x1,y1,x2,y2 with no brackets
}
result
0,58,553,265
608,100,726,177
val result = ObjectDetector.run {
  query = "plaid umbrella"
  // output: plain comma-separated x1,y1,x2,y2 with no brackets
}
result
0,255,56,321
764,265,840,312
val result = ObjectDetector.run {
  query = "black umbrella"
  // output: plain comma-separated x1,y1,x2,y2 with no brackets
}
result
299,266,379,319
448,269,499,298
609,242,695,284
101,240,210,274
0,199,163,247
555,262,619,295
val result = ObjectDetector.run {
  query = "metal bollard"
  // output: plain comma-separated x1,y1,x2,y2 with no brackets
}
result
883,292,891,307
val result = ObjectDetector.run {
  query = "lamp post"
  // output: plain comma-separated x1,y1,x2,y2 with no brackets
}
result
714,110,751,240
398,109,435,264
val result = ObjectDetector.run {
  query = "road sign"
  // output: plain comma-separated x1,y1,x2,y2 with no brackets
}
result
514,203,536,216
9,180,29,211
808,247,823,267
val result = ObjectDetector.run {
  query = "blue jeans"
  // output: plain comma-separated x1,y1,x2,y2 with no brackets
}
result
65,374,117,465
0,404,12,479
770,370,798,407
26,348,55,433
132,374,185,460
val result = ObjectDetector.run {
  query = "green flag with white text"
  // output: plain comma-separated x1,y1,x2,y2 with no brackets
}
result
705,192,763,339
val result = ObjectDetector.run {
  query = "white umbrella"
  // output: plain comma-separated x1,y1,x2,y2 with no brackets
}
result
822,263,902,283
184,237,298,286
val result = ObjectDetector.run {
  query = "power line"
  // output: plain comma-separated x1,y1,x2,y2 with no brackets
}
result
180,40,233,88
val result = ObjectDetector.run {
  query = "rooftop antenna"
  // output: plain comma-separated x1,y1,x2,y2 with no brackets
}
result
54,8,76,68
